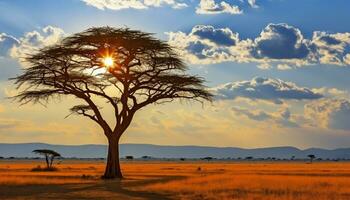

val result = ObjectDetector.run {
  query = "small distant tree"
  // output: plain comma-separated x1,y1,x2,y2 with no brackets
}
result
245,156,253,160
307,154,316,163
32,149,61,169
290,156,295,161
201,157,213,161
125,156,133,160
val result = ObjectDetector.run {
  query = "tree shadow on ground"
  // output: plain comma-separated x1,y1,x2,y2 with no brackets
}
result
1,175,185,200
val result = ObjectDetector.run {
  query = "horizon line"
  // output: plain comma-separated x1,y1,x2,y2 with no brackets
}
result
0,142,349,151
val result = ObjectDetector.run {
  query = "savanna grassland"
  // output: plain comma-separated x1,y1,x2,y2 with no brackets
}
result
1,160,350,200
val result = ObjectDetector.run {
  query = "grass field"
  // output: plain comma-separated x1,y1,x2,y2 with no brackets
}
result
1,160,350,200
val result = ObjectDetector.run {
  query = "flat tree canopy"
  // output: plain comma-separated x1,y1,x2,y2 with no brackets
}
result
33,149,61,157
12,27,212,178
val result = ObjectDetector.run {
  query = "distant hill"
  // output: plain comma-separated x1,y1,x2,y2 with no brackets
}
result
0,143,349,159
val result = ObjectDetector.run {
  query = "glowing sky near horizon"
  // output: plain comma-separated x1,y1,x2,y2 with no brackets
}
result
1,0,350,149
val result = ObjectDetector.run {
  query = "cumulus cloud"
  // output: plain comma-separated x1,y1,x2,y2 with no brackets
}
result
311,31,350,66
82,0,188,10
0,33,19,57
9,26,65,67
196,0,242,15
211,77,323,104
191,25,239,46
251,23,310,60
167,25,239,64
167,23,350,68
305,99,350,130
83,0,258,13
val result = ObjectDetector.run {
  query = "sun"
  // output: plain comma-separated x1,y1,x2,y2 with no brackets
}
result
103,56,114,68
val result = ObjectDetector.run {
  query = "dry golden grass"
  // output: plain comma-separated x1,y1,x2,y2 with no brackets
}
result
1,160,350,199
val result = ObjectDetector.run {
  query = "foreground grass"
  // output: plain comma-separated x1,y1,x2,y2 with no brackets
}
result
0,160,350,199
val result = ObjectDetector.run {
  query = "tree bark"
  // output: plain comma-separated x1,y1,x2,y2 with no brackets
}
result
103,136,123,179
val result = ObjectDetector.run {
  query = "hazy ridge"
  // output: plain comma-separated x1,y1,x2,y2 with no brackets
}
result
0,143,349,159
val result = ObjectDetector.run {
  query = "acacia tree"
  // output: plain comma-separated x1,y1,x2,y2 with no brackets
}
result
308,154,316,163
12,27,212,179
32,149,61,169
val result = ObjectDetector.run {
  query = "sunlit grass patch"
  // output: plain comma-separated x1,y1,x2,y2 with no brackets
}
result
1,161,350,199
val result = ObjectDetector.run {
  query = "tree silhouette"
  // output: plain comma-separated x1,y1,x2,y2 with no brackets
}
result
32,149,61,169
125,156,133,160
307,154,316,163
201,157,213,161
12,27,212,179
245,156,253,160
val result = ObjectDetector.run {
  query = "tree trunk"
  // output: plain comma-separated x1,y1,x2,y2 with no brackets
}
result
49,156,53,168
45,155,50,169
103,137,123,179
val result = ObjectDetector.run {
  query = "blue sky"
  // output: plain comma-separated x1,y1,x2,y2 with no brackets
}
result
1,0,350,148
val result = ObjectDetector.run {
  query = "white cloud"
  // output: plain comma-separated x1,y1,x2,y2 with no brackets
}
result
0,33,19,58
167,23,350,68
311,31,350,66
167,25,239,64
312,87,348,98
211,77,323,104
257,62,272,70
82,0,188,10
277,64,292,70
247,0,258,8
196,0,242,15
9,26,65,67
344,54,350,65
